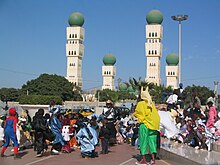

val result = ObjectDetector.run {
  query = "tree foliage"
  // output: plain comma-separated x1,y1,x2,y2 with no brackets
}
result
0,88,20,101
20,73,82,101
182,85,214,107
18,95,63,105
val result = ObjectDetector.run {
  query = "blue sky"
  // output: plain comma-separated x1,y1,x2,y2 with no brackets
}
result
0,0,220,92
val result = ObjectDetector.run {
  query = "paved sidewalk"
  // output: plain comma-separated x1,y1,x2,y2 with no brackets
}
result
0,143,172,165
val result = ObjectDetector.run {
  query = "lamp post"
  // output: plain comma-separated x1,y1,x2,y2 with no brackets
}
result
171,15,188,85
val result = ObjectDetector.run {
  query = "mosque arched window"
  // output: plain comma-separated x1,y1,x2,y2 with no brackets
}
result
75,34,77,38
152,50,154,54
69,51,71,55
152,40,154,43
104,71,106,74
72,34,74,38
74,51,76,55
155,33,157,37
152,33,154,37
173,72,175,75
149,50,151,55
168,72,170,75
149,33,151,37
155,50,157,54
69,34,71,38
149,39,151,43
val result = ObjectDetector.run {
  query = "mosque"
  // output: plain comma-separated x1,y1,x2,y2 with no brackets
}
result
65,10,179,91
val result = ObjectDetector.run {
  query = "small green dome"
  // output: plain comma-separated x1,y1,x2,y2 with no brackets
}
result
166,53,179,66
119,83,128,91
68,12,84,27
146,10,163,24
103,54,116,66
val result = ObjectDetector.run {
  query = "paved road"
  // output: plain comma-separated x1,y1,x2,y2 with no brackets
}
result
0,143,171,165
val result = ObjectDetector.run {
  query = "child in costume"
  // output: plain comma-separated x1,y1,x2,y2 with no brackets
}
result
1,108,21,159
99,119,110,154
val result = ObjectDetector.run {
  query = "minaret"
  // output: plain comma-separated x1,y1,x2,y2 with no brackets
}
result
66,12,85,89
102,54,116,90
166,53,179,89
145,10,163,85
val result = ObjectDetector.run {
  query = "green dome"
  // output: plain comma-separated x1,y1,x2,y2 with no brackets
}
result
119,83,128,91
146,10,163,24
103,54,116,66
166,53,179,66
68,12,84,27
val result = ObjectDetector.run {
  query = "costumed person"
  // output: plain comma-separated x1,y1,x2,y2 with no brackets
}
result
49,101,65,154
32,108,48,157
99,119,110,154
76,121,98,158
19,111,32,145
134,87,160,165
102,100,117,145
1,108,21,159
206,101,217,134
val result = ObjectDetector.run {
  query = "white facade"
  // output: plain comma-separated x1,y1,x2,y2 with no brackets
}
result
66,26,85,88
102,66,116,90
145,24,163,85
166,65,178,89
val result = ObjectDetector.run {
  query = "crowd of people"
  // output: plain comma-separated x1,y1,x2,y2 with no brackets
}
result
0,85,220,165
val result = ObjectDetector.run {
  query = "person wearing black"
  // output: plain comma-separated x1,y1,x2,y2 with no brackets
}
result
32,108,48,157
99,119,110,154
102,100,117,145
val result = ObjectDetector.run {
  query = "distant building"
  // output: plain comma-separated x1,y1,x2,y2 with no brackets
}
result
145,10,163,85
102,54,116,90
66,12,85,89
166,53,179,89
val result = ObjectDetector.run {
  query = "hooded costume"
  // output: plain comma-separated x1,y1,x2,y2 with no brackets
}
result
49,106,65,152
1,108,20,158
134,87,160,156
76,122,98,158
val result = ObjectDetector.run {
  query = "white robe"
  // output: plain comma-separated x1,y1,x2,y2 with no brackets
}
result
158,111,179,138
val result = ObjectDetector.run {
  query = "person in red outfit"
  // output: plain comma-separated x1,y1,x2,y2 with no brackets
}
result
1,108,21,159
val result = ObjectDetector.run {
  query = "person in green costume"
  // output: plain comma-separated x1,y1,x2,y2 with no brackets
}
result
134,87,160,165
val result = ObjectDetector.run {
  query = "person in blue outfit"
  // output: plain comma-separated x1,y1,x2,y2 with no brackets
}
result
76,121,98,158
49,101,65,155
1,108,21,159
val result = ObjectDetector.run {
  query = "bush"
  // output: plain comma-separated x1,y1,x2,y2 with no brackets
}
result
18,95,62,105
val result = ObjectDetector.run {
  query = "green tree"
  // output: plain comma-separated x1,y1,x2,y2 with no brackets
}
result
20,73,82,101
18,95,63,105
183,85,214,107
0,88,20,101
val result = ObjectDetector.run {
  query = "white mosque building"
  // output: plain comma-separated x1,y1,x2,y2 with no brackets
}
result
102,54,116,90
66,12,85,89
166,53,179,89
145,10,163,85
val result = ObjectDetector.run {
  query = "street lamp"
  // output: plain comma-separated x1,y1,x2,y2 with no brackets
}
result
171,15,188,85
